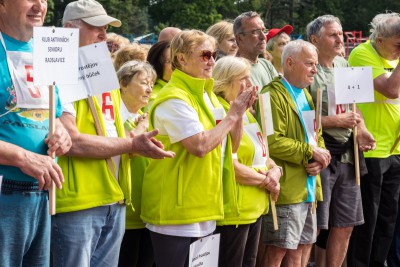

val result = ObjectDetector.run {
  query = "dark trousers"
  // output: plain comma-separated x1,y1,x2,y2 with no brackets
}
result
150,231,197,267
347,156,400,267
118,228,154,267
215,218,262,267
388,209,400,267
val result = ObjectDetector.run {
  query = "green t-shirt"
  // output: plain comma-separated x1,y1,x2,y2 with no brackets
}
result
348,40,400,158
308,56,353,163
251,58,278,93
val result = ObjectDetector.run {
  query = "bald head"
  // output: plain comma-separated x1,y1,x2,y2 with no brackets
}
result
158,27,181,42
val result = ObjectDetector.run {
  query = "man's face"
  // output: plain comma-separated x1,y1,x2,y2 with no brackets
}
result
312,22,343,58
0,0,47,41
288,47,318,88
376,35,400,61
236,16,267,56
78,21,107,47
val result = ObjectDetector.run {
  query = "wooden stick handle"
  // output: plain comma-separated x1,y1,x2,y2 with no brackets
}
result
352,103,360,186
49,84,56,215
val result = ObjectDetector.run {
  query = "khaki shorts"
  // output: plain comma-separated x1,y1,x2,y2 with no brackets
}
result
263,202,316,249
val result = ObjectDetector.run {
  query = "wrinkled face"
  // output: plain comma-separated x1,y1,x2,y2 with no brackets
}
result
218,33,238,56
313,22,343,58
0,0,47,41
180,40,216,79
231,70,252,99
162,47,173,81
289,47,318,88
78,21,107,47
376,35,400,61
122,72,153,111
236,16,267,55
270,33,291,63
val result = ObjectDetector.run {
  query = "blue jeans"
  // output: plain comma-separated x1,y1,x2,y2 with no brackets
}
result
0,186,50,267
51,204,126,267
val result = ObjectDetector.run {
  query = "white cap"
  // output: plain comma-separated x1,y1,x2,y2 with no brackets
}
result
62,0,121,28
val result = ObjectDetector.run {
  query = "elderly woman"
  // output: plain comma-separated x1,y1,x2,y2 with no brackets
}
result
206,21,238,60
141,30,255,267
266,25,293,75
146,41,173,110
212,56,282,267
116,61,157,267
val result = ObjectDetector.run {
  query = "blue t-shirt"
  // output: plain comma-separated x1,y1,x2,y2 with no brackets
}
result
0,33,62,182
282,78,316,203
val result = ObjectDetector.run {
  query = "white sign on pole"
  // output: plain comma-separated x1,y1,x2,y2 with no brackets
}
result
259,92,274,136
33,27,79,86
58,42,119,104
302,110,317,146
334,67,374,104
189,234,220,267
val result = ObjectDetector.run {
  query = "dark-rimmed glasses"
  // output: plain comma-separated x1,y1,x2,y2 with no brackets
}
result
238,28,268,36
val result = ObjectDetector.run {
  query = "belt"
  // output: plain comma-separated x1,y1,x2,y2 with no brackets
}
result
1,178,40,194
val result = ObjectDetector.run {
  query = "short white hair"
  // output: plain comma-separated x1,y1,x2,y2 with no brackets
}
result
281,40,317,67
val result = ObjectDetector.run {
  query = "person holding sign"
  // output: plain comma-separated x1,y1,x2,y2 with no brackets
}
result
212,56,282,267
345,12,400,267
0,1,73,266
259,40,331,267
117,61,157,267
306,15,375,267
141,30,256,267
51,1,174,267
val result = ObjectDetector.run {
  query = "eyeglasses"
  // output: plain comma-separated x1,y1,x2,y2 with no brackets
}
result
239,28,268,36
194,50,217,62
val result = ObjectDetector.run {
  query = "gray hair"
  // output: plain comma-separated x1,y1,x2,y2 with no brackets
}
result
266,32,290,51
369,12,400,42
117,60,156,88
306,15,341,41
281,40,317,67
233,11,260,35
63,19,82,28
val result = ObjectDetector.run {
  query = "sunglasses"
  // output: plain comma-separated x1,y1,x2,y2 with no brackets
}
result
198,50,217,62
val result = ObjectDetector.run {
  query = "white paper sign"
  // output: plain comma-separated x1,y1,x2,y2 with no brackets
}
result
259,92,274,136
58,42,119,104
302,110,317,146
334,67,374,104
189,234,220,267
33,27,79,86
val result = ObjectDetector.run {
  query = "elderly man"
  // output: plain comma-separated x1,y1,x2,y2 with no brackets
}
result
0,0,72,266
258,40,331,267
157,26,181,42
306,15,376,267
50,1,174,267
345,12,400,267
234,11,278,92
266,25,293,75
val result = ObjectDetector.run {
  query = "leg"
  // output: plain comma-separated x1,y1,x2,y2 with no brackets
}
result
136,229,155,267
326,227,353,267
243,218,262,267
215,224,249,267
388,208,400,267
118,229,141,267
300,244,312,267
286,245,305,267
264,245,287,267
315,229,330,267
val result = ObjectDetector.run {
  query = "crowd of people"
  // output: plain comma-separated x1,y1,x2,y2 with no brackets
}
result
1,0,400,267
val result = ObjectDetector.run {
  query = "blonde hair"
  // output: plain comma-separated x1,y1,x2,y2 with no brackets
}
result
113,43,148,71
117,60,157,88
170,30,216,70
212,56,251,97
206,21,234,44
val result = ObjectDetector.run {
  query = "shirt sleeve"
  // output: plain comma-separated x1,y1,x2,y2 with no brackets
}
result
153,99,204,144
62,102,76,117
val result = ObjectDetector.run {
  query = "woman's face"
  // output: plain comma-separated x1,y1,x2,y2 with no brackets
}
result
218,33,238,56
123,72,153,111
229,70,252,101
180,40,216,79
162,47,173,81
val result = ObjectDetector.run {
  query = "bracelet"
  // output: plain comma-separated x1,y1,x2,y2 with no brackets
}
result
232,153,238,160
275,165,283,176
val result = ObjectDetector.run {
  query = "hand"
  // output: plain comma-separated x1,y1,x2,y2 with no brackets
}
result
311,146,331,169
45,119,72,157
130,129,175,159
306,161,324,176
357,127,376,152
228,84,257,119
18,151,64,190
258,167,281,201
336,112,361,129
133,113,149,135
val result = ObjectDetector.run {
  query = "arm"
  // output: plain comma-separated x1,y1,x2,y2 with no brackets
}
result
373,65,400,99
321,112,362,129
44,118,72,157
0,141,64,190
356,108,376,151
181,86,255,157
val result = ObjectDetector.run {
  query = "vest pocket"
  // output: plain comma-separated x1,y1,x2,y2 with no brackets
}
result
177,165,183,206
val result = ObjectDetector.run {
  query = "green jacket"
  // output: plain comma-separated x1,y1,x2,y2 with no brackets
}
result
57,90,131,213
259,77,324,205
217,97,269,225
141,69,237,225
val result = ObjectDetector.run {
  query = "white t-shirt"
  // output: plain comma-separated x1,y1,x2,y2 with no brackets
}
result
146,94,218,237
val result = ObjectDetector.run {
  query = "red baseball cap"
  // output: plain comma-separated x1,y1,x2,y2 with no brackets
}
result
266,25,293,42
